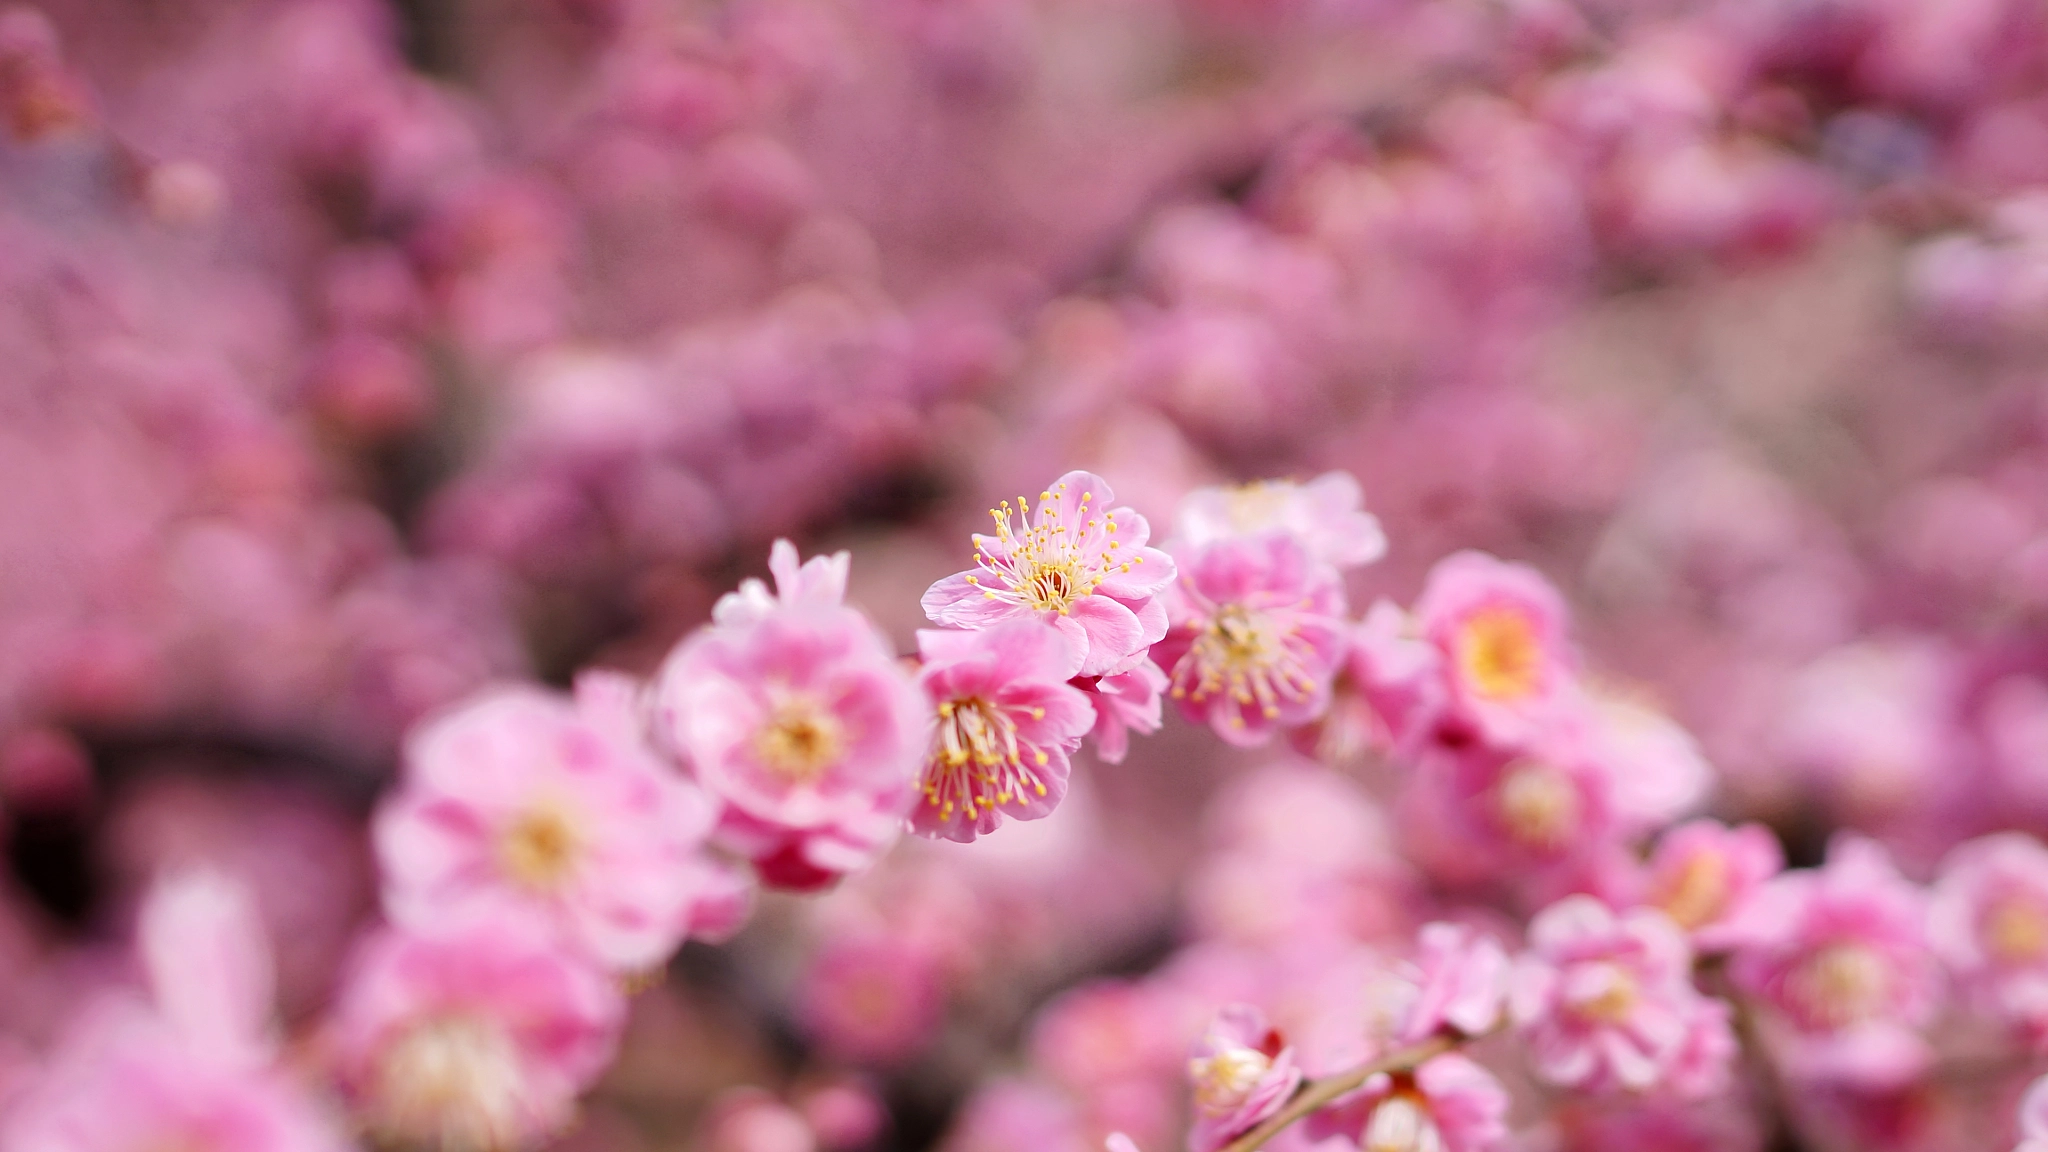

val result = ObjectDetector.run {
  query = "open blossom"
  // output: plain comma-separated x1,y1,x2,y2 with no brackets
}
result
1154,534,1348,745
1,1011,351,1152
1930,833,2048,1042
1405,729,1619,885
1297,925,1508,1080
1726,835,1940,1087
1184,1004,1301,1152
3,871,348,1152
1413,551,1576,745
1642,821,1784,950
656,545,927,891
1171,472,1387,570
1077,658,1167,764
1305,1055,1508,1152
1510,897,1731,1095
922,471,1176,678
376,677,741,973
1347,600,1445,755
912,622,1094,843
328,915,625,1152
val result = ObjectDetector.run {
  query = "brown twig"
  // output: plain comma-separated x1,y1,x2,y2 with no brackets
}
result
1215,1031,1464,1152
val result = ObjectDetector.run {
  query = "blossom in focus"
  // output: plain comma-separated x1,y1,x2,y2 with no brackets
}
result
912,622,1094,843
1077,659,1167,764
1184,1004,1301,1152
1726,835,1941,1087
1510,897,1730,1095
1154,534,1349,746
1414,551,1576,745
1171,472,1386,571
1641,820,1785,950
1304,1054,1508,1152
328,915,625,1152
1930,832,2048,1043
656,545,927,891
376,679,738,972
922,471,1176,678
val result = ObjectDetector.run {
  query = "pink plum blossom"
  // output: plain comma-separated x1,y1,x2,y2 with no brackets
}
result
1726,835,1941,1087
1510,896,1731,1095
1642,821,1785,951
1413,551,1577,746
3,872,346,1152
715,538,853,626
1929,832,2048,1043
1404,728,1620,885
922,471,1176,679
1294,925,1507,1080
1171,472,1387,571
0,1010,351,1152
912,622,1094,842
1304,1054,1508,1152
328,914,626,1152
1184,1004,1302,1152
376,678,741,972
1346,600,1445,756
1153,534,1348,746
655,547,927,890
1077,659,1168,765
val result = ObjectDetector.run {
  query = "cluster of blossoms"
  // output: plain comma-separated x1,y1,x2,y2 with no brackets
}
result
13,0,2048,1148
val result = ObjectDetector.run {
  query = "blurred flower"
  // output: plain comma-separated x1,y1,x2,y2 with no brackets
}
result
1305,1054,1508,1152
1184,1004,1300,1152
1930,833,2048,1045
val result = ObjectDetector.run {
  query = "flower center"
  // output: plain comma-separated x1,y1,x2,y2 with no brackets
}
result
1652,851,1730,930
1786,942,1890,1031
372,1014,526,1152
1455,607,1543,701
498,803,582,891
1364,1091,1445,1152
964,485,1137,616
1493,761,1579,852
754,695,845,781
921,697,1049,823
1986,897,2048,964
1169,604,1320,725
1568,963,1639,1025
1188,1045,1272,1115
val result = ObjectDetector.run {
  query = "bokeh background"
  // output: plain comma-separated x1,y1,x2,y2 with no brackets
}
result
3,0,2048,1148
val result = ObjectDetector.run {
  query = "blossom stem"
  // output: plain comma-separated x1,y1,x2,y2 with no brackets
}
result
1215,1032,1463,1152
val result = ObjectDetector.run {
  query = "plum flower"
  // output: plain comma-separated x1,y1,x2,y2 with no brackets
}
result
1154,534,1348,746
376,677,743,973
1305,1054,1508,1152
912,622,1094,842
1406,730,1619,885
1297,925,1508,1080
1726,835,1940,1087
1510,897,1731,1095
922,471,1176,678
1172,472,1387,570
1930,833,2048,1044
1642,821,1784,951
1413,551,1575,745
655,544,927,890
328,915,625,1152
715,538,851,626
1185,1004,1301,1152
1077,658,1167,764
3,870,348,1152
